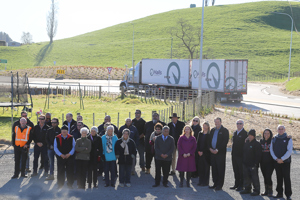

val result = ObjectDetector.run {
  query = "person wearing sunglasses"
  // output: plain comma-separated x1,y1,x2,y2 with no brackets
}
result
231,119,248,191
190,116,202,178
31,114,50,177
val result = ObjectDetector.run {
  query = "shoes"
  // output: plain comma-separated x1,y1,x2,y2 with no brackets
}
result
31,172,38,177
43,173,48,177
11,175,18,179
141,167,145,172
215,186,222,191
111,184,115,187
45,175,54,180
145,169,150,174
25,168,31,173
163,184,169,187
57,185,63,190
119,183,124,187
169,171,175,176
273,194,283,198
131,171,135,175
250,192,259,196
20,174,28,178
152,184,159,187
236,187,243,191
39,166,44,170
209,185,216,189
125,183,131,187
230,185,238,190
93,184,98,189
240,189,251,194
104,184,109,187
88,183,91,189
286,196,292,200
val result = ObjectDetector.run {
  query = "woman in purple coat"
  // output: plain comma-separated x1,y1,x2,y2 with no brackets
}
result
176,125,197,187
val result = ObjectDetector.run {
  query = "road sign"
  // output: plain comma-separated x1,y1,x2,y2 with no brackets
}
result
57,70,65,74
0,59,7,63
107,67,113,74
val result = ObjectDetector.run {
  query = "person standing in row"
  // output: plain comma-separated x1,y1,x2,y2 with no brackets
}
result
12,111,34,173
152,126,175,188
98,115,118,136
87,126,103,189
75,127,91,190
32,114,50,177
197,122,210,186
77,115,89,130
11,117,33,179
45,113,52,127
54,125,76,189
45,117,61,180
230,119,248,191
260,128,274,197
208,117,229,191
270,125,293,200
102,125,118,187
132,109,146,172
144,112,166,174
240,129,261,196
191,116,202,178
168,113,185,176
176,125,197,187
115,129,137,187
63,113,77,134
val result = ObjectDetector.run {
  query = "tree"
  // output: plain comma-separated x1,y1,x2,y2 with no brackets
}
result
0,32,13,43
170,18,201,59
47,0,58,43
21,32,32,44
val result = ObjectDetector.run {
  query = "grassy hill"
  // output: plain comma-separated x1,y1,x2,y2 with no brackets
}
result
0,1,300,77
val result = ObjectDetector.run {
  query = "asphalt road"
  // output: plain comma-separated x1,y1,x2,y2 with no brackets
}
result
0,152,299,200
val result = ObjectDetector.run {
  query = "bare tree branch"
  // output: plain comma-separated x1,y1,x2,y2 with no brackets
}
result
21,32,33,44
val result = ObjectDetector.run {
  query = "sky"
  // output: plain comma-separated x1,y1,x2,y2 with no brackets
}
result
0,0,293,43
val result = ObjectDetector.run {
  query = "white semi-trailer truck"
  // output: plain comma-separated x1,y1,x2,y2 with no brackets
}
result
120,59,248,102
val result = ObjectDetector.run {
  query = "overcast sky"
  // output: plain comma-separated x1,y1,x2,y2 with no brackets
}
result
0,0,292,43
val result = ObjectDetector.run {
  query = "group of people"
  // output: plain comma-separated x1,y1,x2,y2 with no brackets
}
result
11,110,293,199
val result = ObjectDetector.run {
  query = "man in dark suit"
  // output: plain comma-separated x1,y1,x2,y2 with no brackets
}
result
168,113,185,175
144,112,166,174
63,113,77,134
208,117,229,190
231,119,248,191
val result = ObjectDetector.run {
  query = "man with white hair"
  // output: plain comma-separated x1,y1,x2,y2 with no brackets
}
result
231,119,248,191
63,113,77,134
98,115,118,135
11,117,33,179
270,125,293,200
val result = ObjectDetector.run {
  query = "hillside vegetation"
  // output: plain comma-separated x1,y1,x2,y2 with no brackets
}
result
0,1,300,78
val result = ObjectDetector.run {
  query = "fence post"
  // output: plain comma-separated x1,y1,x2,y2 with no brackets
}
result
164,88,167,102
93,113,95,126
117,112,120,128
69,86,71,95
62,113,64,123
129,112,131,118
182,102,185,122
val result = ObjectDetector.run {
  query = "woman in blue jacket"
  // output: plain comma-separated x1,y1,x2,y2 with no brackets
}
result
102,125,118,187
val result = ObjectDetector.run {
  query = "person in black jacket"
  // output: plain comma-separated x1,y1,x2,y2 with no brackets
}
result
260,128,274,197
240,129,262,196
168,113,185,175
132,109,146,171
97,115,118,135
230,119,248,191
208,117,229,191
63,113,77,134
87,126,103,189
45,117,61,180
45,113,52,127
115,128,137,187
197,121,210,186
144,112,166,174
191,116,202,178
31,114,50,177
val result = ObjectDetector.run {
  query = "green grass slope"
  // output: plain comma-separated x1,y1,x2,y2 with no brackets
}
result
0,1,300,77
286,77,300,91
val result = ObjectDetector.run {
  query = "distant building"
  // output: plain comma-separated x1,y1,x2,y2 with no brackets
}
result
190,4,196,8
0,40,7,46
8,41,21,47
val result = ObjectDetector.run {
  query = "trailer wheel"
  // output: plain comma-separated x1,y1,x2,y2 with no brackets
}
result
215,94,221,103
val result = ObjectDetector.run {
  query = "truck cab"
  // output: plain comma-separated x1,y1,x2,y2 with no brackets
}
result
120,62,141,91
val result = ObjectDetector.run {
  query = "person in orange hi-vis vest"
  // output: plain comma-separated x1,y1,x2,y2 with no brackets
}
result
11,117,33,179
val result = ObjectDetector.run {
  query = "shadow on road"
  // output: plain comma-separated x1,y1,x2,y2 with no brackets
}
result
221,101,269,112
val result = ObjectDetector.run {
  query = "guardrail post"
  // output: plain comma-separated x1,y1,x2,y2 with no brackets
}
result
164,88,167,103
117,112,120,128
